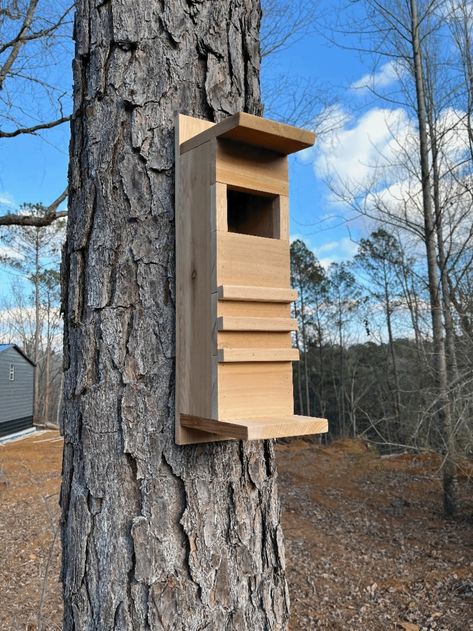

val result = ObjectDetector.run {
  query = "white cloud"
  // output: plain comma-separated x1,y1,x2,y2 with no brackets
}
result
314,106,413,188
351,61,404,92
312,100,473,255
0,246,23,260
314,237,358,268
0,192,16,208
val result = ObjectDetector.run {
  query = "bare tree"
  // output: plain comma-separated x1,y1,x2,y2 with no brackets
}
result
323,0,469,515
0,203,64,421
0,0,72,226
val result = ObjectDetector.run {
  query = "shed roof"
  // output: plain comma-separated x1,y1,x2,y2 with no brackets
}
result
0,344,36,367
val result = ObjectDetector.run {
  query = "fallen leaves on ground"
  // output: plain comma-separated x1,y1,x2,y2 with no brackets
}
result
278,438,473,630
0,433,472,630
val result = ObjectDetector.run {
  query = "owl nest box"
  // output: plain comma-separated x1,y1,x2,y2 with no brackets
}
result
175,111,328,445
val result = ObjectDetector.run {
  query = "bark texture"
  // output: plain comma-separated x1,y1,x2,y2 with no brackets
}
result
61,2,289,629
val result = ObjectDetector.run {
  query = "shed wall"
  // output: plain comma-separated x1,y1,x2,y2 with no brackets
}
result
0,348,34,430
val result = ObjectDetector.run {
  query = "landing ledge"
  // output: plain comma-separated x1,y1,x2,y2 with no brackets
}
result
180,414,328,441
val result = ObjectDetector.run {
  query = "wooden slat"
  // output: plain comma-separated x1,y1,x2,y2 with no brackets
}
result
217,300,290,319
180,112,316,156
276,195,290,241
217,361,293,419
180,414,328,441
216,232,290,288
218,348,299,363
218,285,297,303
218,316,297,332
215,139,288,196
218,331,292,349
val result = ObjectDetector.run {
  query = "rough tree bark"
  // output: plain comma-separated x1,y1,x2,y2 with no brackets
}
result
60,2,290,629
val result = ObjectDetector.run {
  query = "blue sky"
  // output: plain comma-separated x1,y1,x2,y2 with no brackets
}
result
0,4,390,293
262,20,371,266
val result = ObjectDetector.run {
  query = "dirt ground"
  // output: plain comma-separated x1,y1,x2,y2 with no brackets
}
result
0,432,471,630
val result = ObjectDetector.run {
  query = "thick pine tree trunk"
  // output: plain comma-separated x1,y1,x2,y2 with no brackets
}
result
60,2,290,629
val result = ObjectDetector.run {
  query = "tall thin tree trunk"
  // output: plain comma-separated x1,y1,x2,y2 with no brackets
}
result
293,303,304,415
44,293,51,423
410,0,458,516
384,278,402,432
426,93,459,385
299,286,311,416
33,230,40,423
337,296,346,436
61,2,290,629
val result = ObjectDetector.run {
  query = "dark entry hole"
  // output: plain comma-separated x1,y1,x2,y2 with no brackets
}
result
227,189,278,239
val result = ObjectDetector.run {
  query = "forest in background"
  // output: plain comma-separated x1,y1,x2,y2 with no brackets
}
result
291,235,473,457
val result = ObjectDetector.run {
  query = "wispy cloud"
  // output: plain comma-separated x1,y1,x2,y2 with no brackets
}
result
350,61,404,92
314,237,358,268
314,106,413,188
0,192,16,209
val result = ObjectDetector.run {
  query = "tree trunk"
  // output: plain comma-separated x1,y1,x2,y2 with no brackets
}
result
44,292,51,423
293,304,304,415
384,275,402,432
337,295,346,437
299,284,311,416
34,230,41,423
410,0,458,516
60,2,290,630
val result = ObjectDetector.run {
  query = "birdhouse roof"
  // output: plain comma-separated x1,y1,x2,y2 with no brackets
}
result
179,112,315,156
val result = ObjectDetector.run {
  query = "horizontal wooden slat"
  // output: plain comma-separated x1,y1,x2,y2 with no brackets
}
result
217,361,292,419
180,414,328,441
217,316,298,332
218,331,292,349
218,285,297,303
216,231,290,288
217,300,290,318
216,139,288,196
180,112,315,156
217,348,299,363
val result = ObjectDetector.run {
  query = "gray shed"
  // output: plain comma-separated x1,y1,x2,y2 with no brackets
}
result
0,344,35,437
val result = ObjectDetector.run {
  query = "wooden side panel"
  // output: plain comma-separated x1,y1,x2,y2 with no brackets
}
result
176,136,215,443
178,114,215,144
216,139,288,196
216,232,290,288
217,362,293,420
276,195,289,241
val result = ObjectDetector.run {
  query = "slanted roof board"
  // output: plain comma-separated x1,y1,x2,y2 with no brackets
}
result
180,112,315,156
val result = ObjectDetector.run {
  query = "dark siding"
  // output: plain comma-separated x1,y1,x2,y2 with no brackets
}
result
0,416,33,437
0,347,34,424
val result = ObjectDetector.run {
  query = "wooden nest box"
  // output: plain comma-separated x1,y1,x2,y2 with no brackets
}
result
175,112,329,444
